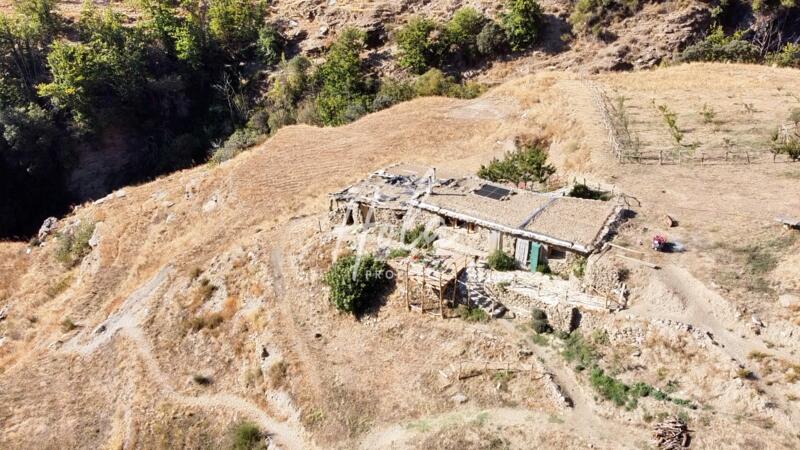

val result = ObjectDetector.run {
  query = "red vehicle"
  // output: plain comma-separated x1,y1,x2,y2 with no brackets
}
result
652,234,667,252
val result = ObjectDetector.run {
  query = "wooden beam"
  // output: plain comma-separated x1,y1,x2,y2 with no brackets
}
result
607,243,645,255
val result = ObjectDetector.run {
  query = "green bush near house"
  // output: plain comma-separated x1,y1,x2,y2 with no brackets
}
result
478,139,555,184
324,254,390,314
488,249,517,271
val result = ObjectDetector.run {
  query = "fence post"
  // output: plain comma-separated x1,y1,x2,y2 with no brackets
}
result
700,152,704,166
439,271,444,318
405,261,410,311
746,152,751,164
659,150,663,165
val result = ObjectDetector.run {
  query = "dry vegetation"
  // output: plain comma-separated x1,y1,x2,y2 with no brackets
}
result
0,64,799,449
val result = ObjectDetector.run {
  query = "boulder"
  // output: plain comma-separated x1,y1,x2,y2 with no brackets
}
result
37,217,58,241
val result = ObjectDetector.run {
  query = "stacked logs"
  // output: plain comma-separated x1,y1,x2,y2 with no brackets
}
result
653,417,691,449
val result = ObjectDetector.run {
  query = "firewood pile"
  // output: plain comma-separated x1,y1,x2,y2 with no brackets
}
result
652,417,691,449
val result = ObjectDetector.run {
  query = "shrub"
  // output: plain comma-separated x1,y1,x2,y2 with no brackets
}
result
295,98,322,126
476,21,508,56
478,139,555,184
531,309,553,333
266,108,296,134
396,17,443,73
767,42,800,68
256,24,284,66
210,127,263,163
402,224,437,249
208,0,267,54
55,221,95,268
459,306,489,322
412,68,484,99
680,27,759,63
323,254,389,314
228,421,264,450
387,248,411,259
487,249,517,271
572,256,587,278
372,78,415,110
502,0,543,51
61,317,78,332
561,332,599,370
445,7,486,62
569,183,610,200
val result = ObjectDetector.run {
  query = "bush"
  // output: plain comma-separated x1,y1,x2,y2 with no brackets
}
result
569,183,610,200
210,127,264,163
679,27,760,63
478,139,555,184
444,7,486,62
487,249,517,271
323,254,389,314
767,42,800,68
476,21,508,56
402,224,437,249
502,0,543,51
569,0,639,35
531,308,553,333
55,221,95,268
295,98,322,126
459,306,489,322
396,17,443,73
372,78,416,110
266,108,296,134
388,248,411,259
256,24,284,66
561,332,599,370
228,421,264,450
412,69,485,99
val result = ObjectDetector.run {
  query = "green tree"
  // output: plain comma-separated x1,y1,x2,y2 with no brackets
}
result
478,139,555,184
396,17,443,73
476,21,508,55
256,24,284,66
445,7,486,61
502,0,543,52
208,0,267,54
315,28,370,126
324,254,389,314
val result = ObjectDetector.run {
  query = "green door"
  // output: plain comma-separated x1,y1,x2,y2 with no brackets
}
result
529,242,541,272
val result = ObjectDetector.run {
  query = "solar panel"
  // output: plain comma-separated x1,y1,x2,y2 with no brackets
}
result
474,184,510,200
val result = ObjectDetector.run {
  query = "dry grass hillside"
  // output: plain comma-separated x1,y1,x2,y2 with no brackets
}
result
1,63,799,449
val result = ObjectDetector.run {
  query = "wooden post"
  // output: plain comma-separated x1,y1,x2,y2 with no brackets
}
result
700,152,704,166
439,271,444,318
405,261,410,311
746,152,751,164
422,261,427,313
452,263,458,306
659,150,663,165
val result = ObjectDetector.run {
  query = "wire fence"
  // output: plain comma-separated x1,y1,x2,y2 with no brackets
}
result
584,79,799,166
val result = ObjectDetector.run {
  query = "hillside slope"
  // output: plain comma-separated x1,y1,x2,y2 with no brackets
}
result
1,64,799,449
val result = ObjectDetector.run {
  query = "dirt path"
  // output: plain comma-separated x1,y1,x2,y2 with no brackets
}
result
628,265,799,419
61,265,316,450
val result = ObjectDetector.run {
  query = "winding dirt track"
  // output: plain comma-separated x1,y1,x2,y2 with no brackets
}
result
61,266,317,450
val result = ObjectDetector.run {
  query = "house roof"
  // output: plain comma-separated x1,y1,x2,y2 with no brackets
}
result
414,177,620,252
330,166,621,253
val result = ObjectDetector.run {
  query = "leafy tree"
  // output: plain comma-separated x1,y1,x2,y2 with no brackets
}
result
208,0,267,54
478,139,555,184
412,68,484,98
476,21,509,55
396,17,443,73
445,7,486,61
315,28,371,126
502,0,543,51
767,42,800,68
324,254,389,314
256,24,284,66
